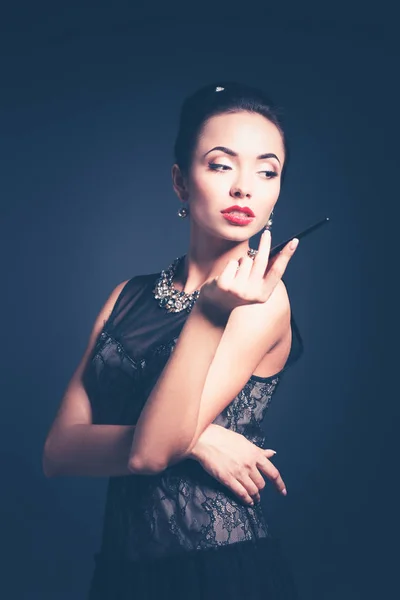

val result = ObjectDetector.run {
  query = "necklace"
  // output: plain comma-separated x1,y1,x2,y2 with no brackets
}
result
153,249,258,314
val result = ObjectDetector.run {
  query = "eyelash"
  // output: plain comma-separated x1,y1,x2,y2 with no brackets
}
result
208,163,278,179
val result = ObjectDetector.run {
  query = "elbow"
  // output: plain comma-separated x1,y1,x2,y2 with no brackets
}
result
127,454,166,476
128,437,191,475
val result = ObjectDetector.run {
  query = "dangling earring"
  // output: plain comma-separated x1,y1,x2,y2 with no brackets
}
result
177,204,189,218
265,210,274,231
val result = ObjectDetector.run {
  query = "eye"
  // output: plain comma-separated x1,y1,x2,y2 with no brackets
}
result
260,170,278,179
208,163,232,172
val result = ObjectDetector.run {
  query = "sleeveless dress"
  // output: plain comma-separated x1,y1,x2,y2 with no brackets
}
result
83,270,304,599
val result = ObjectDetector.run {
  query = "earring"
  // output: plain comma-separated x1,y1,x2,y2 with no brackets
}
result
177,205,189,218
265,210,274,231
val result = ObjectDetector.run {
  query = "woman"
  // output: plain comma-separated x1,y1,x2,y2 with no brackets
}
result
43,81,304,599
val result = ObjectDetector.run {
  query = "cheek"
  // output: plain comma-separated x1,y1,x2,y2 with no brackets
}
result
248,180,278,207
189,171,225,200
261,177,281,197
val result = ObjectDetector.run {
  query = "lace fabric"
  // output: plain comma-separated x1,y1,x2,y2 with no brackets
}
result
83,271,304,564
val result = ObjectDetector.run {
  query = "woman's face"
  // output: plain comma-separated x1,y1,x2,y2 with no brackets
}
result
176,110,285,243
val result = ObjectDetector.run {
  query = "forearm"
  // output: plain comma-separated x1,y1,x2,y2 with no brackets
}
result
43,423,136,478
42,420,219,478
129,302,226,473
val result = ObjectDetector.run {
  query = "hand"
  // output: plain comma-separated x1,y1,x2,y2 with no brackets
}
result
188,424,287,506
197,230,299,319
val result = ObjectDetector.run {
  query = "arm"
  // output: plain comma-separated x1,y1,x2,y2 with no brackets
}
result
128,301,226,474
129,279,290,474
43,279,226,478
187,424,288,504
42,279,133,478
43,423,136,477
185,280,290,456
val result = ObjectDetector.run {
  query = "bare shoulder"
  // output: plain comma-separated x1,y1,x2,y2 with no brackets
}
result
250,280,292,378
226,277,291,355
110,279,130,298
259,278,291,344
247,278,291,333
268,278,291,314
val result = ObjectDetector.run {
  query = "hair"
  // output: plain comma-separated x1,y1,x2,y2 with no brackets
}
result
173,81,290,186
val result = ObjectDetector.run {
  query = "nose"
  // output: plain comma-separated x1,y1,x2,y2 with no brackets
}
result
230,179,252,199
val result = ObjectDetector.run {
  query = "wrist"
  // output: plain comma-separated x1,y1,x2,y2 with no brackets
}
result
186,439,205,461
195,296,230,328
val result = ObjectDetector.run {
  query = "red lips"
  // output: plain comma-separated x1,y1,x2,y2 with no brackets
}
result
221,205,255,217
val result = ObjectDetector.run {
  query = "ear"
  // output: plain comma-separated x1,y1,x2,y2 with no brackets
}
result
171,164,189,202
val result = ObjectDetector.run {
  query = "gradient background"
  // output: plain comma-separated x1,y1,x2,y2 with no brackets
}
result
1,2,397,599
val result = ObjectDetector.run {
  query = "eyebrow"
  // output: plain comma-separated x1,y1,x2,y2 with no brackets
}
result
203,145,281,165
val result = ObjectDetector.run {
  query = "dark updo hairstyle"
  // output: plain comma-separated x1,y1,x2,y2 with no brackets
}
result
174,81,290,185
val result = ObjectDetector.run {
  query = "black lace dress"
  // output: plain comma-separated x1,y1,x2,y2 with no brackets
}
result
83,270,304,599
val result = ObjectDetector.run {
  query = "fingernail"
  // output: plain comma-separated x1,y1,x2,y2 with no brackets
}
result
289,238,299,251
281,488,287,496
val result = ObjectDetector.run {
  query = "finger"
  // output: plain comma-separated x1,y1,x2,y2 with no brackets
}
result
264,449,277,457
270,239,299,272
256,455,287,495
268,239,299,273
218,258,241,286
237,473,260,501
247,467,265,503
248,466,266,492
262,239,299,292
234,255,255,281
225,476,258,506
250,229,272,279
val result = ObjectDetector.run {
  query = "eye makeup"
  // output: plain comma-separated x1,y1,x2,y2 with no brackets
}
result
207,163,278,179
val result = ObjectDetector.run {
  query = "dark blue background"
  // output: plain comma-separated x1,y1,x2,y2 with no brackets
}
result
1,2,397,599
